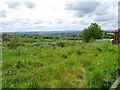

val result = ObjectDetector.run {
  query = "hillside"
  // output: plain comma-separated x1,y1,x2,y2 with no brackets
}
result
2,34,118,88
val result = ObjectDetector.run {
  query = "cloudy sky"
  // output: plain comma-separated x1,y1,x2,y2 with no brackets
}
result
0,0,119,32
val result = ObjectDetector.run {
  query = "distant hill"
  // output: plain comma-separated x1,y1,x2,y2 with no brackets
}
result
2,30,81,36
1,30,115,36
103,30,115,33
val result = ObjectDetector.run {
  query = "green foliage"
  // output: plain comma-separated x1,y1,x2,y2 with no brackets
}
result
96,48,102,52
80,59,92,68
7,34,20,48
57,42,65,47
81,23,103,42
2,34,10,41
76,50,83,55
61,54,68,59
15,61,23,69
102,32,114,39
7,42,19,49
5,69,16,76
43,36,53,39
28,81,39,88
2,34,117,88
87,58,117,88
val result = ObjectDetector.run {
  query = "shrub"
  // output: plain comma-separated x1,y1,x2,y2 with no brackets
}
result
58,42,65,48
7,34,22,49
7,41,20,49
81,23,103,43
34,36,38,39
43,36,52,39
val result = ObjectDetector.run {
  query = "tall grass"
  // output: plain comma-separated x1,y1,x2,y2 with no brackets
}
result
2,35,118,88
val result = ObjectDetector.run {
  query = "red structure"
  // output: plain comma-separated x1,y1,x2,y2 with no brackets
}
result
114,28,120,44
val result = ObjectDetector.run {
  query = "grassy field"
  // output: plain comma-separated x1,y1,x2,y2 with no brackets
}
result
2,34,118,88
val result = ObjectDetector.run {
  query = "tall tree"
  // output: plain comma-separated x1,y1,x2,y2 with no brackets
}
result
81,23,103,42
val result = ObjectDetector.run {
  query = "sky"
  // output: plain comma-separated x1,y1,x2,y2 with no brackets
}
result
0,0,119,32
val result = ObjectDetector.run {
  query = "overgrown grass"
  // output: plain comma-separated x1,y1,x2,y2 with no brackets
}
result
2,35,118,88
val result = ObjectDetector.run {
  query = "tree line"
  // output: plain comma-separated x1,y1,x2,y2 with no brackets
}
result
1,23,114,43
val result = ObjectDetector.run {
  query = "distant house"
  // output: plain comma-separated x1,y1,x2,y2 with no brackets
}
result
114,28,120,44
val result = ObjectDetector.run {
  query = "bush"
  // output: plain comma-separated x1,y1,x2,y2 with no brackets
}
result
7,41,24,49
7,34,21,48
43,36,52,39
81,23,103,43
58,42,65,48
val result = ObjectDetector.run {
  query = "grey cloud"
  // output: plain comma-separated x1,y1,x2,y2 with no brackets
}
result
16,19,32,26
66,2,100,17
95,2,116,16
56,19,62,24
21,22,29,26
0,10,7,18
95,15,110,22
0,18,32,27
95,11,108,16
72,19,90,26
6,1,35,10
0,21,14,26
48,22,53,25
33,20,43,24
24,2,35,9
94,2,117,23
7,2,20,9
95,14,117,23
75,11,86,17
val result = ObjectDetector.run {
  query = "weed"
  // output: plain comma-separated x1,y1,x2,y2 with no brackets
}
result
80,59,91,68
76,50,83,55
28,81,39,88
5,70,16,76
15,61,23,69
61,54,68,59
95,54,98,56
96,48,102,52
58,42,65,48
108,48,116,53
2,34,118,88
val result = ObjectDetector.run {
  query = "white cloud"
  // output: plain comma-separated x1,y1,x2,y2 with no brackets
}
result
0,0,119,32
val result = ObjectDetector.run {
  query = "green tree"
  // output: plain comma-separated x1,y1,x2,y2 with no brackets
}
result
81,23,103,43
